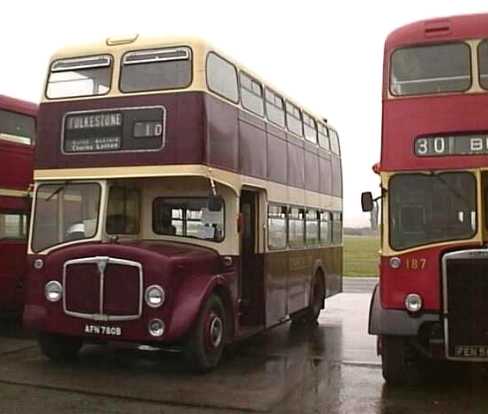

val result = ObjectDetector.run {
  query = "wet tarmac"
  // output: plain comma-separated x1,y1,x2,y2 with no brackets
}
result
0,291,487,413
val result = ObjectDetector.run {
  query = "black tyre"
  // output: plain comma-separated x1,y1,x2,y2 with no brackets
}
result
308,275,325,322
382,335,419,385
292,275,325,325
184,294,227,373
38,332,83,362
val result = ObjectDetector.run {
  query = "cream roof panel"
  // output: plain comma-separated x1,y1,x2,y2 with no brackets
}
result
45,35,332,131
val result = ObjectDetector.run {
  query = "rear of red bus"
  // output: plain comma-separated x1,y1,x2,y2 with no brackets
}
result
0,95,36,314
367,14,488,384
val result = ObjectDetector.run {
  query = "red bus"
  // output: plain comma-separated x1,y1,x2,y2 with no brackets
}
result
362,13,488,384
0,95,36,315
24,36,343,371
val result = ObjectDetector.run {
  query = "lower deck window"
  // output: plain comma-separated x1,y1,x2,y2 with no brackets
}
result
106,186,141,235
0,213,27,240
153,197,224,242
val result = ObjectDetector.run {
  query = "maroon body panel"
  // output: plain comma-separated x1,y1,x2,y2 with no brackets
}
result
23,241,239,343
36,91,341,197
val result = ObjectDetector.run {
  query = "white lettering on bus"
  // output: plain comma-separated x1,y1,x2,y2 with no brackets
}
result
67,113,122,130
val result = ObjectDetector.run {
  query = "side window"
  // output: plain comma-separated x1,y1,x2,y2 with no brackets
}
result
288,207,305,248
332,212,343,244
320,211,332,244
285,102,303,137
106,186,140,235
265,89,285,127
0,110,35,145
206,52,239,103
329,128,341,155
0,213,27,240
303,113,317,144
305,209,319,245
318,123,330,151
268,205,287,250
240,72,264,116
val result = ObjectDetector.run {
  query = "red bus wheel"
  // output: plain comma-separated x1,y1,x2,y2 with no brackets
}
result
38,332,82,362
184,294,227,373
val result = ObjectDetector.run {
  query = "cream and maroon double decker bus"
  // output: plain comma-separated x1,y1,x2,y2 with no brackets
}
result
0,95,36,315
24,35,343,371
363,14,488,384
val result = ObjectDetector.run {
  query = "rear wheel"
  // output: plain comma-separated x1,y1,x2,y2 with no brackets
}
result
382,335,420,385
38,332,82,362
184,294,227,373
291,274,325,325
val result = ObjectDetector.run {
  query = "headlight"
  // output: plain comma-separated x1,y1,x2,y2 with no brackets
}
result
45,281,63,303
145,285,165,308
405,293,422,313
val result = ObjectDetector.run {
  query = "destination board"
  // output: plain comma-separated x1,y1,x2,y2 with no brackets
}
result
63,106,165,153
415,134,488,157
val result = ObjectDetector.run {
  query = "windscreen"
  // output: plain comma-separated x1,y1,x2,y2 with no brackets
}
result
32,183,101,252
120,47,192,92
46,55,112,99
389,172,476,250
390,43,471,96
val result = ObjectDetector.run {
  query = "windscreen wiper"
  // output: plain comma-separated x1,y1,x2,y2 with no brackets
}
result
46,181,69,202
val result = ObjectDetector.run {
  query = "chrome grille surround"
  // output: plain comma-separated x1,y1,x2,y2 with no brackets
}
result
63,256,143,321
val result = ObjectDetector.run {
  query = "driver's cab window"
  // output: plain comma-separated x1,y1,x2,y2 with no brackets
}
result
106,186,141,235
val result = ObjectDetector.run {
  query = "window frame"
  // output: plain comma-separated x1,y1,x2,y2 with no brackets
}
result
477,39,488,91
45,54,114,100
0,212,28,241
267,204,288,250
105,186,141,235
239,71,265,117
285,101,304,138
152,196,226,243
0,109,36,145
205,52,240,104
389,41,472,97
264,88,286,128
288,206,305,249
388,172,477,251
119,46,193,93
303,112,318,144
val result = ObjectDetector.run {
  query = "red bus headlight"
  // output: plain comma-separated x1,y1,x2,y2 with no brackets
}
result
405,293,422,313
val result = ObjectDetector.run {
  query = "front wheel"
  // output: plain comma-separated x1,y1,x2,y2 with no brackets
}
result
382,335,420,385
184,294,227,373
38,332,83,362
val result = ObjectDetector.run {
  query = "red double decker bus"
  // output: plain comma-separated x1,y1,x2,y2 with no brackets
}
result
24,36,343,371
0,95,36,315
363,13,488,384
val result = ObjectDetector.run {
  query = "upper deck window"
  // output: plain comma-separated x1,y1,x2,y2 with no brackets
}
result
46,55,112,99
0,109,35,145
478,40,488,90
265,89,285,127
303,113,317,144
329,128,340,155
390,43,471,96
285,102,303,137
120,47,192,93
317,123,330,151
240,72,264,116
206,53,239,103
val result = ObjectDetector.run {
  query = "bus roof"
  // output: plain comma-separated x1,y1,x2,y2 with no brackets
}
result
47,35,334,131
0,95,37,117
385,13,488,51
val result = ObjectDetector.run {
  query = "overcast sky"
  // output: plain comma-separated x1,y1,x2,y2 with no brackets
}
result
2,1,487,226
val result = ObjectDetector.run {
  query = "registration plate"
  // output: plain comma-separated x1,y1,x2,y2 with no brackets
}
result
454,345,488,358
84,324,122,336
